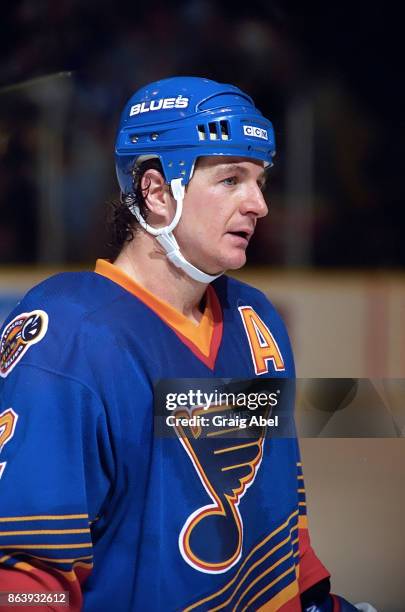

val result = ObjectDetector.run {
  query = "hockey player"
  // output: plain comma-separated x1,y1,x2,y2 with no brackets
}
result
0,77,371,611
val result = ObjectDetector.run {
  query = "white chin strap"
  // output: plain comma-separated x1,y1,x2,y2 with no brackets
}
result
128,177,222,284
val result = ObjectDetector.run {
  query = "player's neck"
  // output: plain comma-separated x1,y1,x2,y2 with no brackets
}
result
113,234,209,323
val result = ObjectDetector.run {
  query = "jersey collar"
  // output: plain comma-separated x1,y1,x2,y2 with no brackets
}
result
94,259,223,369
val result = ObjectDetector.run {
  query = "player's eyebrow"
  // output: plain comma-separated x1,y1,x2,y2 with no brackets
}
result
214,163,247,176
213,163,267,183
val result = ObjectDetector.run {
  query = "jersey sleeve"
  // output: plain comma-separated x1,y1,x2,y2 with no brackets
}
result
257,287,330,595
262,286,330,593
0,363,113,610
295,455,331,593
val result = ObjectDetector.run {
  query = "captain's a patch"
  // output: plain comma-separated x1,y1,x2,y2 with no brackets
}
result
0,310,48,378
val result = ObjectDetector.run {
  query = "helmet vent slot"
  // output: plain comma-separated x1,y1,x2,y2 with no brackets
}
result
208,122,218,140
197,121,230,141
197,124,206,140
219,120,230,140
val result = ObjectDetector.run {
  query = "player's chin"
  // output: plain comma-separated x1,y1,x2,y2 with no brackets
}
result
196,249,247,276
219,250,247,271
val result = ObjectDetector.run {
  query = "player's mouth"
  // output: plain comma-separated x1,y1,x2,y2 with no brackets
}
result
226,229,253,245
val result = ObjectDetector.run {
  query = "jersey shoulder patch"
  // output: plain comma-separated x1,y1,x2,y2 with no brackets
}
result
0,310,48,378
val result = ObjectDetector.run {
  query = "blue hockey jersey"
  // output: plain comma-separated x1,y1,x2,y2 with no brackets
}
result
0,260,329,611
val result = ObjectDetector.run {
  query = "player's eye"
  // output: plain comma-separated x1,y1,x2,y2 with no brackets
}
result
221,176,237,186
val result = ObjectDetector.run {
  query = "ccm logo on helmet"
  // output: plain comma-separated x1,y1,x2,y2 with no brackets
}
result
243,125,268,140
130,96,189,116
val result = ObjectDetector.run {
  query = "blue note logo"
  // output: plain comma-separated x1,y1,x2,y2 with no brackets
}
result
174,403,267,574
0,310,48,377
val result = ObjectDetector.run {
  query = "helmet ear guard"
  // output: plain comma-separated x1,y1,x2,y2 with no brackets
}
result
115,76,276,283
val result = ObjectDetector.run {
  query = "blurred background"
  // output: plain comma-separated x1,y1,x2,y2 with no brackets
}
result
1,1,403,269
0,1,404,609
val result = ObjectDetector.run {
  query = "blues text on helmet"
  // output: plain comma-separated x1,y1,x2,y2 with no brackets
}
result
129,96,189,117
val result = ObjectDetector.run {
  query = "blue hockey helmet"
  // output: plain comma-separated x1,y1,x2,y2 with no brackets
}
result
115,76,276,194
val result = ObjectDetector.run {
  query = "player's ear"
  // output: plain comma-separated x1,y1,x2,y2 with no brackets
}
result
141,169,173,221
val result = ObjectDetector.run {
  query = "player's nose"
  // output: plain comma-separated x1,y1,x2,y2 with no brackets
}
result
241,182,268,218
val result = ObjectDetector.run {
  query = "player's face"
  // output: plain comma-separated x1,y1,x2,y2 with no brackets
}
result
174,157,268,275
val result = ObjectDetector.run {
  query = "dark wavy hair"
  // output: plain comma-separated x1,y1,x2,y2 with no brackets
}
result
106,158,165,258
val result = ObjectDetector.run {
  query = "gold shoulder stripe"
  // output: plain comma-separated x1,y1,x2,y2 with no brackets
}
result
0,543,91,550
0,529,90,536
12,559,93,579
37,555,93,564
0,514,88,522
0,552,93,564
